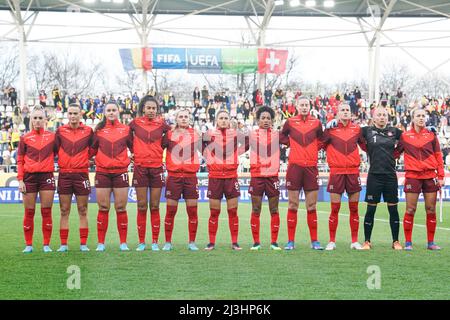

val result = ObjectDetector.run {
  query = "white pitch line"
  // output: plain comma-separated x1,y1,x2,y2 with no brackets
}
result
314,210,450,232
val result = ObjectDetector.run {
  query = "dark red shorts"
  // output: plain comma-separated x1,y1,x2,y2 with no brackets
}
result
95,172,129,189
23,172,56,193
249,176,280,198
286,164,319,191
404,177,440,194
57,172,91,196
165,176,199,200
133,166,165,188
327,174,362,194
207,178,240,200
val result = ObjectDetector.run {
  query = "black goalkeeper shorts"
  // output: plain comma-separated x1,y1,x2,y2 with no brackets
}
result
365,173,399,204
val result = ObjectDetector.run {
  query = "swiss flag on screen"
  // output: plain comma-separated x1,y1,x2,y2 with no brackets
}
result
257,49,288,74
142,47,152,71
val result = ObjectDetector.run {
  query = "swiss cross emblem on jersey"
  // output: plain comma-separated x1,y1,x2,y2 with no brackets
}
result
388,132,393,137
257,49,288,75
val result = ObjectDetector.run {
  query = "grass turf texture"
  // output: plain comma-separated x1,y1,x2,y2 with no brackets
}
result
0,202,449,300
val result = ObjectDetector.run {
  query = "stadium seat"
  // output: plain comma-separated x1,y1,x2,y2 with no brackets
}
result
5,106,12,112
85,119,93,125
94,118,100,125
62,118,69,124
179,101,186,107
0,106,5,112
185,101,192,107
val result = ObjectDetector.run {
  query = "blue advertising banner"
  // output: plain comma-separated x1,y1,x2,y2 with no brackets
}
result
2,187,450,204
152,47,186,69
187,48,222,73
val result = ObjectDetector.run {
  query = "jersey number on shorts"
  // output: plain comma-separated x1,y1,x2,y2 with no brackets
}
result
46,177,55,187
273,181,280,190
83,180,91,189
122,173,129,183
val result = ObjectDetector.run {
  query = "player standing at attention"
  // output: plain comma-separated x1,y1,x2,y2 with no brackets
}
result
395,108,444,251
129,96,170,251
90,103,133,252
18,106,56,253
248,106,282,250
280,97,324,250
203,110,247,251
321,103,365,250
55,103,93,252
361,106,403,250
161,109,201,251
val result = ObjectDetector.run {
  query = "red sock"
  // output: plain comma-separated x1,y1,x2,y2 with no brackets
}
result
23,208,35,246
208,208,220,244
150,209,160,243
41,208,53,246
97,210,109,244
60,229,69,246
403,213,414,243
287,209,298,242
426,212,437,243
79,228,88,245
137,209,147,244
187,206,198,242
349,201,360,243
116,211,128,244
250,212,261,243
329,202,341,242
270,212,280,243
164,205,177,242
307,209,318,242
228,208,239,244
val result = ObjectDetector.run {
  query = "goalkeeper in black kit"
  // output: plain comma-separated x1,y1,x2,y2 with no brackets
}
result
360,107,403,250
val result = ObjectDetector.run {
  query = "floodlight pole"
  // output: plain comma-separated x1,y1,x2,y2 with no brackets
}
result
256,0,275,95
9,0,28,109
141,0,150,95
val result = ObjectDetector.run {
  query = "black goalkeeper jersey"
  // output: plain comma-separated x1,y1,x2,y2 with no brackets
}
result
362,125,402,174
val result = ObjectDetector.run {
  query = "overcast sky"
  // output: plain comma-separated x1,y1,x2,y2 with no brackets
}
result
1,10,449,90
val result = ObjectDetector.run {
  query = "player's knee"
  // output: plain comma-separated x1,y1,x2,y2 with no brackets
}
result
425,205,435,214
137,201,148,211
114,204,127,212
406,206,416,215
252,207,261,215
149,203,160,211
60,206,70,216
77,205,88,216
288,202,299,211
98,204,110,212
306,203,317,211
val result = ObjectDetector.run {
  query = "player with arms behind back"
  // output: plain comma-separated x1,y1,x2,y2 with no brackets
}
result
90,103,133,252
396,108,444,251
55,103,93,252
248,106,282,251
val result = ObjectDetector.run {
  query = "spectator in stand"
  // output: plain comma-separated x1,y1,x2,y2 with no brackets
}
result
9,87,17,107
193,86,201,103
201,85,209,108
52,86,61,108
39,90,47,108
264,86,273,106
274,88,283,109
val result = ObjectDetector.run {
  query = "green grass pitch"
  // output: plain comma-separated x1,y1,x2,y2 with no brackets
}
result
0,202,448,300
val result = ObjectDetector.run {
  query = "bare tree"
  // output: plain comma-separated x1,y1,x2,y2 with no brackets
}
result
116,70,141,95
0,47,19,92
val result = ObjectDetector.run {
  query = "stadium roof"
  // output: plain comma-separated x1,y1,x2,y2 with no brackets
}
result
0,0,449,18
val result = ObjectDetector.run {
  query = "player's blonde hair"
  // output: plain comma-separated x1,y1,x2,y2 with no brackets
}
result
30,106,47,131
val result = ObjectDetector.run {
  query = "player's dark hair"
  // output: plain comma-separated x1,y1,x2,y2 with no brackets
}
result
138,95,159,117
95,103,118,132
256,106,275,120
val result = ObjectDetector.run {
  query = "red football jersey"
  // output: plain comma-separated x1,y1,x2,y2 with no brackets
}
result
397,127,444,180
249,128,280,178
55,123,93,173
322,122,366,175
280,115,323,167
129,116,170,168
162,128,201,177
91,120,133,173
17,128,56,180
